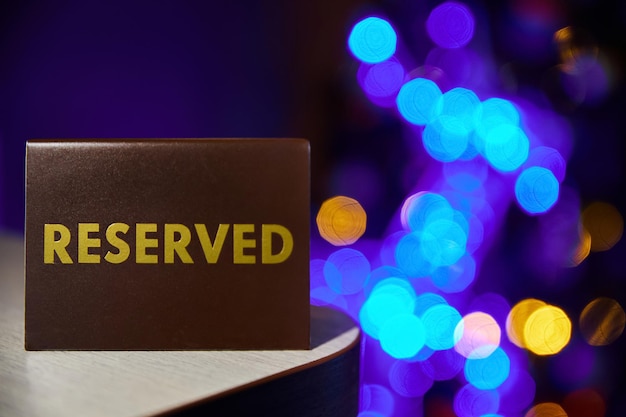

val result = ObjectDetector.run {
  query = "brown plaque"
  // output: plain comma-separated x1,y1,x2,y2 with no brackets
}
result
25,139,310,350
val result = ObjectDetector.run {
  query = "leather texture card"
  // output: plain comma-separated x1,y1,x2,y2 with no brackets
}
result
25,139,310,350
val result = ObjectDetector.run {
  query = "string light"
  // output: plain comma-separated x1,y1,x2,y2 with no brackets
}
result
334,1,617,416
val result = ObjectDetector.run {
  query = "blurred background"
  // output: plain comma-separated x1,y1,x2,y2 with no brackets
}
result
1,0,625,233
1,0,625,416
0,0,624,236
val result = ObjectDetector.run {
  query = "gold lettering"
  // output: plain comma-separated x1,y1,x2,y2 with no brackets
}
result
195,224,229,263
165,224,193,264
43,222,293,266
262,224,293,264
104,223,130,264
78,223,101,264
136,223,158,264
44,224,73,264
233,224,256,264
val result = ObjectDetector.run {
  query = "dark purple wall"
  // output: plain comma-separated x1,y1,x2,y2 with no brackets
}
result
0,0,366,233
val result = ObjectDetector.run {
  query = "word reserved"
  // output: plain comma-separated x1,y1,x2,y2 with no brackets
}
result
44,223,293,264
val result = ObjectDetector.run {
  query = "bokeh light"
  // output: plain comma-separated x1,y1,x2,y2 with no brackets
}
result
420,348,465,380
348,17,397,64
412,343,436,362
311,259,350,308
454,311,501,359
420,87,482,162
531,186,588,271
524,304,572,355
525,146,567,183
380,313,426,359
474,98,520,145
316,195,367,246
443,159,489,192
465,213,485,253
426,2,475,49
443,169,482,193
388,360,434,397
464,346,510,389
360,384,395,416
401,192,454,232
440,87,480,133
396,205,469,275
413,292,447,316
581,202,624,252
554,26,613,105
379,231,406,266
359,58,406,107
360,278,416,339
515,167,560,214
554,26,593,71
324,248,370,294
422,116,470,162
394,232,435,277
468,292,511,329
563,388,606,417
310,258,326,290
421,219,468,267
396,78,443,125
421,303,462,350
336,1,620,416
484,124,530,171
453,384,500,417
564,53,612,105
364,265,407,297
506,298,547,348
431,253,476,293
310,286,348,309
579,297,626,346
525,402,568,417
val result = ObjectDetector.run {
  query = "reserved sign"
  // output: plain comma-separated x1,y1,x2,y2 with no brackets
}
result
25,139,310,350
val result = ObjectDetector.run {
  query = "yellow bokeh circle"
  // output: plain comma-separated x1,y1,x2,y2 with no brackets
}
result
525,402,568,417
316,196,367,246
506,298,547,348
524,305,572,356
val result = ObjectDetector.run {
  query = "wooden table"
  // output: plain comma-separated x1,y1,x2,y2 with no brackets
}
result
0,233,361,416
